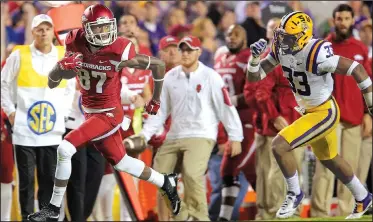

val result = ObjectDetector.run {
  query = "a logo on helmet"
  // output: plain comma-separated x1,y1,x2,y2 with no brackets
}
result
82,15,87,22
166,37,175,42
183,37,192,42
97,16,110,23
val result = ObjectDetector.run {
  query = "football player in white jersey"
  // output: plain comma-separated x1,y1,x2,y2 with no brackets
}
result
247,11,372,219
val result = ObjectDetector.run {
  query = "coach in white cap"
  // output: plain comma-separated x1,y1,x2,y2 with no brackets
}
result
1,14,74,220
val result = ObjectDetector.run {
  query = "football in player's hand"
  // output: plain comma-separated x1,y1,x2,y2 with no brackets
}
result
123,134,147,157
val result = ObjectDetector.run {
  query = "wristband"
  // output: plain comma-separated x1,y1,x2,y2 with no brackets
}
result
48,76,62,83
248,64,260,73
145,56,151,70
358,78,372,90
153,77,164,82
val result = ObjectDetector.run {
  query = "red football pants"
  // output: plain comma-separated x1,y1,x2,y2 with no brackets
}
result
65,107,126,166
220,124,256,186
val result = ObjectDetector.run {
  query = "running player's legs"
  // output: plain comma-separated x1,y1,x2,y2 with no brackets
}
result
274,98,370,218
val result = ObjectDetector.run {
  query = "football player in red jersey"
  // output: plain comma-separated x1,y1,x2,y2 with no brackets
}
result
213,25,256,221
28,4,180,222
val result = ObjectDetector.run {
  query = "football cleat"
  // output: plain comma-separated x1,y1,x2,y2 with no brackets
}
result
27,204,60,222
159,173,181,216
346,193,372,219
276,191,304,219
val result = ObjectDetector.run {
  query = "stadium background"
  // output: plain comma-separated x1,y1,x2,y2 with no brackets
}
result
1,1,372,221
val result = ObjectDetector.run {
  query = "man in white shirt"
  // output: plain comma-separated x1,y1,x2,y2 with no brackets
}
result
0,14,74,220
126,35,243,221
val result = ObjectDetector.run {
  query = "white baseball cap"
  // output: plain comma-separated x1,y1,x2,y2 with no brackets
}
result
31,14,54,29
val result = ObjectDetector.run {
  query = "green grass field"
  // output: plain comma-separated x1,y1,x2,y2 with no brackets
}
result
288,215,371,221
258,215,373,221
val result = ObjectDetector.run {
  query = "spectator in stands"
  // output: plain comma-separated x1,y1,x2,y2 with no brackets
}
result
165,7,187,33
216,9,236,47
1,14,75,220
138,35,243,221
260,1,292,28
169,24,193,39
191,17,217,67
241,1,266,47
118,14,152,56
311,4,373,217
5,2,36,45
244,18,304,220
187,1,208,23
138,2,167,56
358,19,372,57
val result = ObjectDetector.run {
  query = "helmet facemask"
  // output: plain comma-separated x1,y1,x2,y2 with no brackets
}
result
274,27,305,55
85,17,117,46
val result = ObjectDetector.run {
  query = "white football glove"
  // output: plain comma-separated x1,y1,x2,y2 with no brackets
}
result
250,38,268,58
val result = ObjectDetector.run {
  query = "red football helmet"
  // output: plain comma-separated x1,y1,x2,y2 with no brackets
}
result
81,4,117,46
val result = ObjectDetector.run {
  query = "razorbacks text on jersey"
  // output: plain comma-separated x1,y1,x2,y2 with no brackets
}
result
65,28,136,110
269,38,337,109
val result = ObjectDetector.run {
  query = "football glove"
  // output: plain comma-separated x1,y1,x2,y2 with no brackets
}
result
145,99,160,115
250,38,267,58
58,51,83,73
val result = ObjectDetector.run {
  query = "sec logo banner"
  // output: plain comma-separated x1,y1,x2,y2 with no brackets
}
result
27,101,57,135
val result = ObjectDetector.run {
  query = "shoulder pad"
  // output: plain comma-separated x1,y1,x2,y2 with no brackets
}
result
305,39,334,74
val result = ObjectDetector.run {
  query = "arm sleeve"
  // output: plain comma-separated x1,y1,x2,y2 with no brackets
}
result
1,50,20,116
211,72,243,142
141,76,171,142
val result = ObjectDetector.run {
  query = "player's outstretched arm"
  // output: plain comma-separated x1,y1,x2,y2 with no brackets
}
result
118,54,166,101
48,52,83,89
246,58,277,82
48,65,80,89
335,57,372,114
320,55,372,115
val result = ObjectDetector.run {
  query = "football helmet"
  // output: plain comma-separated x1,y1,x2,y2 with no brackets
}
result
82,4,117,46
274,11,313,54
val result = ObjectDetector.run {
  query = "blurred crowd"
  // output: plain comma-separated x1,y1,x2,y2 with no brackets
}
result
2,1,371,64
1,0,372,221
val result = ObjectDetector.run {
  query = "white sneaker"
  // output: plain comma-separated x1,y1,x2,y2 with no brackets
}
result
276,191,304,219
346,193,372,219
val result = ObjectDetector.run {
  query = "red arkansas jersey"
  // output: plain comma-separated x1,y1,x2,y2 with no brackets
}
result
65,28,136,109
121,68,151,118
214,48,253,123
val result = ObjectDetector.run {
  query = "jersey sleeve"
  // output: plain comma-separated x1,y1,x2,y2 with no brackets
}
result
118,38,137,61
306,40,339,75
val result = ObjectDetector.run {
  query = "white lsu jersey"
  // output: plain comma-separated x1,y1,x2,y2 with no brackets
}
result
268,38,339,109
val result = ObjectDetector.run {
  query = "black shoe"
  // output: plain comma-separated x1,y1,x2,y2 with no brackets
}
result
27,204,60,222
217,217,229,221
160,173,181,216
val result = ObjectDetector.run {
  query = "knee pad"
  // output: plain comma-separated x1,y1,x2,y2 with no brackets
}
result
222,175,240,188
113,154,145,178
57,140,77,161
